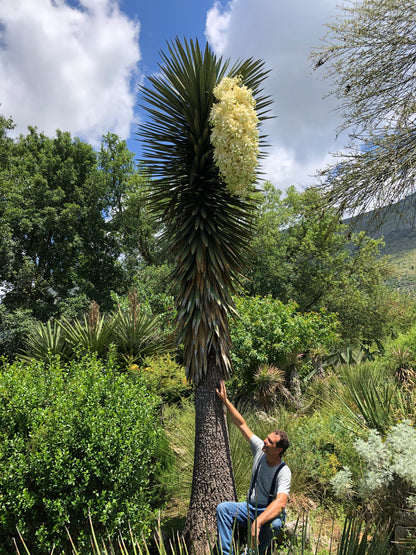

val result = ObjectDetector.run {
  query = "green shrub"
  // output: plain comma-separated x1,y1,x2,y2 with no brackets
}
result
286,411,361,498
0,354,173,553
139,354,192,404
229,296,339,393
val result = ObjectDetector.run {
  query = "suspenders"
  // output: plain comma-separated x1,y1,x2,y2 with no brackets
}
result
248,454,286,506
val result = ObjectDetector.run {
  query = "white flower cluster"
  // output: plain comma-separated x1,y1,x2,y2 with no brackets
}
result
209,76,259,197
331,421,416,508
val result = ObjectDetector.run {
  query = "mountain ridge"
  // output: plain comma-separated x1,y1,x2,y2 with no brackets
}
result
345,193,416,293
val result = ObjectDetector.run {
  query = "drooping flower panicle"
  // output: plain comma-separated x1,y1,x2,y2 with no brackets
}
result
209,75,259,196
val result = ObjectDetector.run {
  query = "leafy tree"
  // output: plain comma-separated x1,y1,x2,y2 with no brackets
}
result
0,127,123,318
229,295,339,398
0,306,39,360
0,122,162,325
139,38,271,550
245,184,400,342
0,114,17,287
98,133,162,269
312,0,416,213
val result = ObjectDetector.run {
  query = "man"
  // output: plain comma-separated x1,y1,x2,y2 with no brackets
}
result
216,380,291,555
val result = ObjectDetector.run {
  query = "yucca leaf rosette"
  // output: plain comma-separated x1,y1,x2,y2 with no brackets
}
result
209,75,259,196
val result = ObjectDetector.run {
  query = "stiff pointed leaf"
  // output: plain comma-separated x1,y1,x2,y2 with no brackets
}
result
139,37,271,384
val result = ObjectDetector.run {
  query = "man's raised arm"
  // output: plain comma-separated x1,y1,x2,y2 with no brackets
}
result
216,380,254,443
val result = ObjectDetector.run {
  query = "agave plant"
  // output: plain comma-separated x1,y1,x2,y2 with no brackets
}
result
332,363,413,434
20,320,69,362
112,308,169,366
60,302,116,359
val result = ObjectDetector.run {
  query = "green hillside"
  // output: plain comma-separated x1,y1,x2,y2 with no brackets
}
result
345,193,416,294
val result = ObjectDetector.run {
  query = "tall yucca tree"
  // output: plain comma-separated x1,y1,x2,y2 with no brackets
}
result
139,38,271,552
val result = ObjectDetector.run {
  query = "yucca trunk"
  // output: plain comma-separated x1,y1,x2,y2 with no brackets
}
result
183,351,236,553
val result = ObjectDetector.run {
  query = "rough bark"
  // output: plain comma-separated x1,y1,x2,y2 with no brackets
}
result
182,351,237,554
286,365,302,403
311,354,325,380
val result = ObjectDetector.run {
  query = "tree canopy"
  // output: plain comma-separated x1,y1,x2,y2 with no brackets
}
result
244,184,396,341
0,122,155,320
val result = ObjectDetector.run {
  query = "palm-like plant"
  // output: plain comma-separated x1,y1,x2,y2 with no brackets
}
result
60,302,116,359
112,293,170,366
390,346,415,389
253,364,299,410
20,320,69,363
139,38,271,550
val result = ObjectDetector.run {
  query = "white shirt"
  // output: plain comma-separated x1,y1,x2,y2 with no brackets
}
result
248,434,291,506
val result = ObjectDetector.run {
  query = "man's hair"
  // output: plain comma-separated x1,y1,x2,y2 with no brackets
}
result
273,430,290,454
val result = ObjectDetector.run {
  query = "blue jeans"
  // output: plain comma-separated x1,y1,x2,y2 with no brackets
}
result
216,501,285,555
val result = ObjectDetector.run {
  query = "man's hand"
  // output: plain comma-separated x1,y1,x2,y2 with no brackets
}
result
250,495,287,544
216,379,227,403
251,519,260,547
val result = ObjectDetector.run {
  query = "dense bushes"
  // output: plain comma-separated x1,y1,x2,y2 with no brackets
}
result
229,296,339,392
139,354,192,404
0,355,172,553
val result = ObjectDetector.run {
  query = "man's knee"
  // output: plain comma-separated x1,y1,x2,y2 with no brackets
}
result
216,501,229,517
217,501,246,524
216,501,237,521
271,516,284,535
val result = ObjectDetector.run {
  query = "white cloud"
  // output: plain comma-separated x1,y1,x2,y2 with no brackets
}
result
205,1,234,53
205,0,342,190
0,0,141,144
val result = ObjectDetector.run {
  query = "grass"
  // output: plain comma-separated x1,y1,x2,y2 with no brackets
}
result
13,510,394,555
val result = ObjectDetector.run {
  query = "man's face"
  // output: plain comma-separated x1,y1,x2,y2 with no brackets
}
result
262,432,283,456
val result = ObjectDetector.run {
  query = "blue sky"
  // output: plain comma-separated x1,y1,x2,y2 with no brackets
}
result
120,0,217,156
128,0,214,75
0,0,341,189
